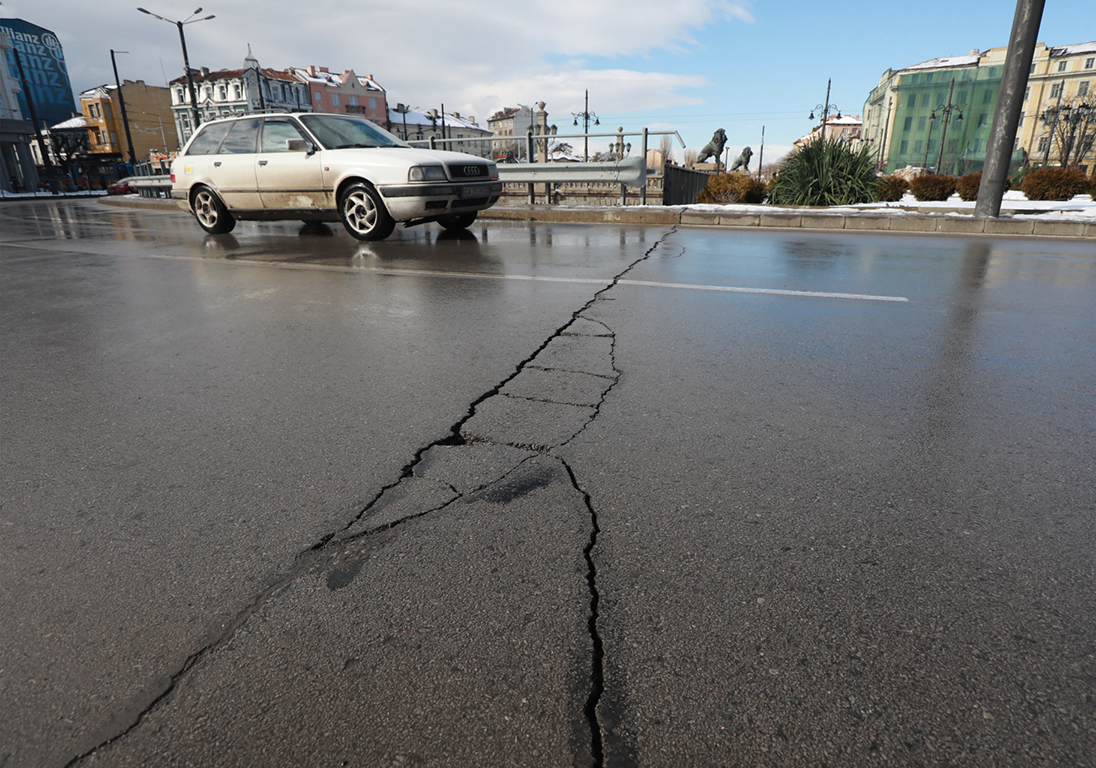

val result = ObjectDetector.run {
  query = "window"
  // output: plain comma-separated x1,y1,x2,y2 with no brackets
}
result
234,84,241,100
922,94,930,107
956,91,967,105
184,121,231,154
260,119,309,152
218,118,262,154
177,88,185,103
1079,81,1090,96
906,93,917,108
218,85,226,101
1025,86,1030,101
110,131,118,145
1037,136,1049,152
899,139,909,153
1050,83,1063,98
349,95,359,107
331,93,340,106
103,102,113,119
982,89,993,104
1018,114,1024,126
369,97,377,110
903,116,913,131
914,139,923,154
1086,58,1095,69
917,116,926,130
1057,61,1067,72
977,113,988,127
314,91,322,103
1030,63,1036,74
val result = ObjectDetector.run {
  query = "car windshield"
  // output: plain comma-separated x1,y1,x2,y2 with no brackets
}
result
299,114,409,150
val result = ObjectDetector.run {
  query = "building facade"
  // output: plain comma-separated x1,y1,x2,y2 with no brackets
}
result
388,106,492,158
0,26,38,192
291,66,388,127
79,80,176,163
864,40,1096,175
169,50,310,143
487,106,534,161
0,18,77,128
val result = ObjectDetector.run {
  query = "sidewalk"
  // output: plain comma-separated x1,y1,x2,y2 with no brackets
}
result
93,192,1096,238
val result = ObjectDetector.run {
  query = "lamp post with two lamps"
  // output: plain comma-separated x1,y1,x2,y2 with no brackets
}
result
809,79,841,141
137,6,215,136
571,90,599,161
932,80,964,174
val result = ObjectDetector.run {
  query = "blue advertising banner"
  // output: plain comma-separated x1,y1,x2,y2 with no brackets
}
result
1,18,78,128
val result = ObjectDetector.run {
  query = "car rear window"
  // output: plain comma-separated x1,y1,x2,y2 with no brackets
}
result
185,122,233,155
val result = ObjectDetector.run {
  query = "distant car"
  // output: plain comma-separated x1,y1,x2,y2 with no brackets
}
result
106,177,137,195
170,113,502,240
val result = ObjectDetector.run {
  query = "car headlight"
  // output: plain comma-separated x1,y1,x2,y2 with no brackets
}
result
408,165,447,182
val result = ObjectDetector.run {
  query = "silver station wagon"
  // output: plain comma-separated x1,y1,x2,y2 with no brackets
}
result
171,113,502,240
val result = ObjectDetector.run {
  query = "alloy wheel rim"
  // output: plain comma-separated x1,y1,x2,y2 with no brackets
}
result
345,191,377,234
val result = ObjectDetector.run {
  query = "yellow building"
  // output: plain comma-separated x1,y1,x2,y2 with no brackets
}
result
864,41,1095,174
79,80,178,163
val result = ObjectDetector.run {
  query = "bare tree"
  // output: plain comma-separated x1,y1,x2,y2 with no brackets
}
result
1050,93,1096,168
659,134,674,165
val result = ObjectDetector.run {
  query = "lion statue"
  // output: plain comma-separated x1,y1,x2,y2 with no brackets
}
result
696,128,727,164
730,146,753,172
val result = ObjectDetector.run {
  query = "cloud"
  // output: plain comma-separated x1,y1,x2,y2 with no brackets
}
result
11,0,751,125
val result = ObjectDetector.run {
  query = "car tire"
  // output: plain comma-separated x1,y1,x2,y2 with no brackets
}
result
191,186,236,235
338,182,395,241
437,212,478,231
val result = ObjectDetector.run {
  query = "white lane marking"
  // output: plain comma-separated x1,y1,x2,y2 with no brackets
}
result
617,279,909,303
143,254,909,303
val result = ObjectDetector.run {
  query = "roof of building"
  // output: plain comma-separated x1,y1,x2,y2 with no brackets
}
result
289,67,384,92
388,107,487,132
1048,41,1096,57
50,115,87,131
902,53,982,72
487,107,524,123
169,67,301,86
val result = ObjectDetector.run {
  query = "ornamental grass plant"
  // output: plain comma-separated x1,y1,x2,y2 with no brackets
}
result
767,137,877,207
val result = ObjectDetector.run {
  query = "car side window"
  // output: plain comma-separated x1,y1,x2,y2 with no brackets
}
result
260,120,310,153
185,122,233,155
218,118,262,154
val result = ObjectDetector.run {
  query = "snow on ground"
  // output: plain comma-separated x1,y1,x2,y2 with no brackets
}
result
676,191,1096,222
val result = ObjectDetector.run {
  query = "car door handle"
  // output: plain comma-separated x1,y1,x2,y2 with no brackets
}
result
258,160,268,166
214,161,221,167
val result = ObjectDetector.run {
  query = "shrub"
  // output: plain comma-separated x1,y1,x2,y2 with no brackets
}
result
875,175,909,202
697,172,767,204
1020,166,1089,200
767,137,878,207
909,173,958,202
956,171,1011,201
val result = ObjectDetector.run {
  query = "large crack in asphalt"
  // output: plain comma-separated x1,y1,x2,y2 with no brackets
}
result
66,226,676,768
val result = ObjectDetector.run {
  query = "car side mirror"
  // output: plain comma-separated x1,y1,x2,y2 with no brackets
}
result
287,138,315,155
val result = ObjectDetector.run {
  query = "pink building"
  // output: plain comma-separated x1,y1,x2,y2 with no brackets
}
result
291,66,388,129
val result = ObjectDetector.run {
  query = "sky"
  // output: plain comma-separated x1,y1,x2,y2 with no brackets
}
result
4,1,1094,163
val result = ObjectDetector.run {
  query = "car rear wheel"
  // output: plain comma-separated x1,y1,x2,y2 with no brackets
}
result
338,182,395,241
192,187,236,235
438,212,478,231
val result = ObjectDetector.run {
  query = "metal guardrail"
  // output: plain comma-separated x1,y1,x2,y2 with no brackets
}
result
496,156,646,187
132,177,173,198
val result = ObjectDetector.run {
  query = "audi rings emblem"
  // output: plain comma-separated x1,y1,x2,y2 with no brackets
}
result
464,166,481,175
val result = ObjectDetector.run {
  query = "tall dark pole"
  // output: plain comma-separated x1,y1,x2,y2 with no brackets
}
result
756,125,765,180
923,113,936,169
11,46,57,193
110,50,138,166
879,98,892,170
822,79,832,138
175,21,201,130
139,9,214,138
976,0,1045,217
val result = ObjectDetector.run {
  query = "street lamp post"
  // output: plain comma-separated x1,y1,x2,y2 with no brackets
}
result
137,7,214,136
571,90,599,161
809,79,841,141
934,80,964,174
394,103,410,141
110,49,137,167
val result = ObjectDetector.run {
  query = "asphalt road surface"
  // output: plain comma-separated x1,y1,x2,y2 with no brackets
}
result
2,200,1094,767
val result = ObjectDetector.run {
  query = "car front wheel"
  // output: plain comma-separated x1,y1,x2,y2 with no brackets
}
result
339,182,395,241
438,212,478,231
191,187,236,235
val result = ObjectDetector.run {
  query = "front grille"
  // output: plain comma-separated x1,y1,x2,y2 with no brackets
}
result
448,163,490,180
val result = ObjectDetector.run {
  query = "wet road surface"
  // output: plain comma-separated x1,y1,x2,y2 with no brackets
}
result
2,200,1094,766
